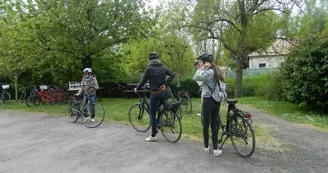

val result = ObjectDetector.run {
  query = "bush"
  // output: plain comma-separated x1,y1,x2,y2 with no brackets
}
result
280,33,328,111
224,73,284,100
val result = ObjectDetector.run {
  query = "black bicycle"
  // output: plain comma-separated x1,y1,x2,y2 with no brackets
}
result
128,86,182,143
169,85,192,115
108,82,134,98
201,99,255,157
0,84,11,104
68,94,105,128
19,87,28,104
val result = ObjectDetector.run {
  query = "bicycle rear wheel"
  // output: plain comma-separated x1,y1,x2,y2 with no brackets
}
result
82,103,105,128
160,110,182,143
128,104,151,132
179,94,192,114
229,116,255,157
68,100,79,123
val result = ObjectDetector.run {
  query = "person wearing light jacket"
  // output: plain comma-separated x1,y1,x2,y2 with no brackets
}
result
76,68,99,123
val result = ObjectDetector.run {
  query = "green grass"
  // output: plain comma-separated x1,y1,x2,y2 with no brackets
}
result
0,98,227,141
237,97,328,133
2,96,326,148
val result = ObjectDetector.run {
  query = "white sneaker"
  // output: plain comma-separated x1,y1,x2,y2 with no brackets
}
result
204,146,210,154
91,118,95,122
196,113,201,117
145,135,157,142
213,149,222,157
84,117,90,123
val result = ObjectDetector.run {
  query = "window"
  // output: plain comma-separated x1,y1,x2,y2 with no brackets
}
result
259,63,266,68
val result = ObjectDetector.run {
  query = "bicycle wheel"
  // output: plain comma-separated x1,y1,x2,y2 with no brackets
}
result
82,103,105,128
3,92,11,103
109,88,126,98
229,116,255,157
19,92,26,104
128,104,151,132
26,96,39,107
68,100,79,123
179,94,192,114
160,110,182,143
33,96,41,106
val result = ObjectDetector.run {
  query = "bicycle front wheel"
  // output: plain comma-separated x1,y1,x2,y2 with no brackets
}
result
128,104,151,132
68,100,79,123
19,92,26,104
3,92,11,103
179,94,192,114
82,103,105,128
229,116,255,157
160,110,182,143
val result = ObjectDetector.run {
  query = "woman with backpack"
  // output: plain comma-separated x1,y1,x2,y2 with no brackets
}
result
193,53,224,157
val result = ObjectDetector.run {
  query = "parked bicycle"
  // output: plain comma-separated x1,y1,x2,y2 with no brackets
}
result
19,87,28,104
0,84,11,104
26,86,57,106
168,85,192,115
199,99,255,157
108,82,134,98
68,94,105,128
128,86,182,143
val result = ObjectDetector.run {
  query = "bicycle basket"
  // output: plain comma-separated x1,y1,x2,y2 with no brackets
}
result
39,85,48,91
165,101,181,113
2,85,9,89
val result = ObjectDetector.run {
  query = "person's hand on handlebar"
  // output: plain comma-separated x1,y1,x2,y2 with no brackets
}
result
134,88,137,93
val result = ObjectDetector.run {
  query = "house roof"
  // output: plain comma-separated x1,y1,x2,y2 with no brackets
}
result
248,39,292,57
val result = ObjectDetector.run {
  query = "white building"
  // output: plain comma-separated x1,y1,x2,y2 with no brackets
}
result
248,39,291,69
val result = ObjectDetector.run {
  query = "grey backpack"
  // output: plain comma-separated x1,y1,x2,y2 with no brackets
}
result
207,81,227,103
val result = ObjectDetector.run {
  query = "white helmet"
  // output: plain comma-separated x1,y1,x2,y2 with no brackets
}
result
83,68,92,73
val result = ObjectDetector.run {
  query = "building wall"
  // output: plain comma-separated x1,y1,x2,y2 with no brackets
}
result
249,56,285,69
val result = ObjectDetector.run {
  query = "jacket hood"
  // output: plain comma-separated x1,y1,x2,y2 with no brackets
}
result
148,59,162,66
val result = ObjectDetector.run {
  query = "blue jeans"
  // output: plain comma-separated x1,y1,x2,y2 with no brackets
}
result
149,90,169,137
83,94,96,119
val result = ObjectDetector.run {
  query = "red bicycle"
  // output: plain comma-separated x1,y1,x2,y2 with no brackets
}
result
26,86,57,106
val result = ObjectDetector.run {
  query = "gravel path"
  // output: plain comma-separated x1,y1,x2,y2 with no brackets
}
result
0,106,327,173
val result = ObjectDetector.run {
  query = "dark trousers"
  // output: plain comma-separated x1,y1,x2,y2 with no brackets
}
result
202,97,220,150
149,90,169,137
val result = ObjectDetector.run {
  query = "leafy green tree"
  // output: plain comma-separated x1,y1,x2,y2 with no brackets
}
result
184,0,300,97
280,5,328,111
1,0,156,86
0,7,32,100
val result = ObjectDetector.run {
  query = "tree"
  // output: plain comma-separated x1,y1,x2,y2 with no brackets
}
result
280,4,328,111
0,6,31,100
184,0,303,97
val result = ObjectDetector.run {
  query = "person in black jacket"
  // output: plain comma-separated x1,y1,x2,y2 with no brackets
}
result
135,52,175,142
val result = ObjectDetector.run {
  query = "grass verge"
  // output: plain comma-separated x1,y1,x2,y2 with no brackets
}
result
237,97,328,133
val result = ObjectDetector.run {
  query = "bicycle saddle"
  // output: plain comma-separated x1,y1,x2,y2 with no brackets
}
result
227,99,238,104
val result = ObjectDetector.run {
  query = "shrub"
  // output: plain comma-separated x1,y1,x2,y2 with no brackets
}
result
280,33,328,111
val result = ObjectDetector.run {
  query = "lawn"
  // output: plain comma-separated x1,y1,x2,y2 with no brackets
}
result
237,97,328,133
1,96,327,142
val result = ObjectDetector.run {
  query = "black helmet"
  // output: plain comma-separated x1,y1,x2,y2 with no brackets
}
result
197,53,213,62
149,52,160,60
193,60,199,65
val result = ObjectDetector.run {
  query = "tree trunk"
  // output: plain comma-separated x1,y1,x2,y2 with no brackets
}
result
234,57,243,98
14,75,18,101
82,56,93,70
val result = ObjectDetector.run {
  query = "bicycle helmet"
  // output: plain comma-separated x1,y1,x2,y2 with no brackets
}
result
197,53,213,62
149,52,160,60
83,68,92,73
193,60,199,66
